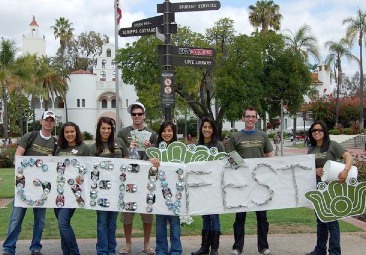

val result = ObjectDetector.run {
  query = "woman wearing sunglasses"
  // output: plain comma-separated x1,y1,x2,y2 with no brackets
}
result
306,120,353,255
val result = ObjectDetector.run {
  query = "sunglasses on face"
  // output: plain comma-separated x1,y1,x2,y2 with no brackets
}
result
131,112,144,117
311,128,324,133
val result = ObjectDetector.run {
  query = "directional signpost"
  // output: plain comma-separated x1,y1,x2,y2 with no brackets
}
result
118,0,221,121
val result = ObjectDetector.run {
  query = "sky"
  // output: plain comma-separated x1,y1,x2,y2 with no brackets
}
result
1,0,365,77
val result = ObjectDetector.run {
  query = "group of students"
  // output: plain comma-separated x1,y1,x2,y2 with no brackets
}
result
1,104,353,255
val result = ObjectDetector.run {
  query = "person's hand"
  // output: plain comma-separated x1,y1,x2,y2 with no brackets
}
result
129,141,137,149
338,169,348,183
143,140,152,148
316,167,324,177
150,158,160,168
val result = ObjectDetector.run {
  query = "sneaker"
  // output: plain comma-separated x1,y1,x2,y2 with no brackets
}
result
230,249,242,255
259,248,272,255
31,251,42,255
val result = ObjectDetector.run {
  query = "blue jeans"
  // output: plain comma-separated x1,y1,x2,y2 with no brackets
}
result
156,215,182,255
313,216,341,255
232,211,269,253
2,205,46,254
96,210,118,255
202,214,220,232
54,208,80,255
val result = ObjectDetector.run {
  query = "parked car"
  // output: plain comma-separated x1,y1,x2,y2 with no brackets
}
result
289,132,306,141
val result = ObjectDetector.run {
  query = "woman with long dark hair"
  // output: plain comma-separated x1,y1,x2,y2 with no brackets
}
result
54,122,89,255
90,117,128,255
192,117,224,255
306,120,353,255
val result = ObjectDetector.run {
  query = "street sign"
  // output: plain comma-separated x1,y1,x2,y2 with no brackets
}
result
157,1,221,13
161,71,175,108
118,27,158,37
159,55,215,68
158,45,215,57
132,15,164,28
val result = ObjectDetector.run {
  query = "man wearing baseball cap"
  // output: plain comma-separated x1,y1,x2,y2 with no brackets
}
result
117,102,157,254
2,111,57,255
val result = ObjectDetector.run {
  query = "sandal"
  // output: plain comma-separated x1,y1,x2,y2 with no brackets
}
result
118,247,132,254
142,247,155,255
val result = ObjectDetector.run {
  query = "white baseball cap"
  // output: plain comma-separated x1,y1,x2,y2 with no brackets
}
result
42,111,56,120
127,102,145,114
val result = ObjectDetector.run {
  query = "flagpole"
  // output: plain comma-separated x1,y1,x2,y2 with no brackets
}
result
114,0,121,131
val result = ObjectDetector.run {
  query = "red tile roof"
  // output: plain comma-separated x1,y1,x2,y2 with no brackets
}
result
30,16,38,26
71,70,94,74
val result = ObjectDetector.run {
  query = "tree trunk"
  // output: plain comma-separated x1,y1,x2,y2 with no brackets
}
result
359,39,364,129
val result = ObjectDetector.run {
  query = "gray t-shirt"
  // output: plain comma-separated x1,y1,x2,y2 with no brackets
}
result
227,129,273,159
18,131,56,156
56,143,90,156
89,137,128,158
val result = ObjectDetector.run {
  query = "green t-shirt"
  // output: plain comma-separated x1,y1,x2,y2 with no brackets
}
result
227,129,273,159
203,140,224,152
56,143,90,156
18,131,56,156
89,137,128,158
307,140,346,168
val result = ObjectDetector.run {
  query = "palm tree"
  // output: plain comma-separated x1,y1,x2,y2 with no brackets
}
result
248,0,282,32
343,9,366,129
324,39,357,127
0,39,17,140
51,17,74,65
34,56,68,111
283,24,320,63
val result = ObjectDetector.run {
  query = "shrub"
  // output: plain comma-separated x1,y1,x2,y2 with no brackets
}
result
0,145,16,168
329,129,341,135
82,131,94,140
343,128,353,135
351,153,366,182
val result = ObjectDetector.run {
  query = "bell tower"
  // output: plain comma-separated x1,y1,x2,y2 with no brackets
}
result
22,16,46,57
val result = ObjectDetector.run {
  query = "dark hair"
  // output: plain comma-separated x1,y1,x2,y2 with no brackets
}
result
198,117,219,145
157,121,177,145
242,106,258,117
58,122,83,148
308,120,330,152
95,116,116,155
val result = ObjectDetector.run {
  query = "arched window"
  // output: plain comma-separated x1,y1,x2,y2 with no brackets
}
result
111,99,116,108
112,71,116,81
102,59,107,68
54,96,64,108
102,99,107,108
107,49,112,57
82,99,85,107
77,99,80,107
111,60,115,68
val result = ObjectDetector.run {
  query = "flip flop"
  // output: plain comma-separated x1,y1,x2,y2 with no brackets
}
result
118,247,132,254
142,247,155,255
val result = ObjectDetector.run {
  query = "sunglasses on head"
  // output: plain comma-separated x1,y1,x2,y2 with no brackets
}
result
131,112,144,117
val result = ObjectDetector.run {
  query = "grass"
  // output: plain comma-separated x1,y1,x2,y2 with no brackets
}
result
0,168,362,240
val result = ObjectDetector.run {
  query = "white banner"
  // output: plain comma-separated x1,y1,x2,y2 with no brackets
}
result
14,154,315,215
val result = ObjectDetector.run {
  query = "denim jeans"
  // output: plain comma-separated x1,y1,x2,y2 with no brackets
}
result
96,210,118,255
232,211,269,253
54,208,80,255
202,214,220,232
313,216,341,255
156,215,182,255
2,205,46,254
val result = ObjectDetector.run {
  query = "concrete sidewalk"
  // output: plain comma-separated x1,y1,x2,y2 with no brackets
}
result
4,232,366,255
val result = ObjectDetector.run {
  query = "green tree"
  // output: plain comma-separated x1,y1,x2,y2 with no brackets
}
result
0,39,17,139
324,39,357,127
51,17,75,66
283,24,320,63
248,0,283,32
343,9,366,129
34,56,68,111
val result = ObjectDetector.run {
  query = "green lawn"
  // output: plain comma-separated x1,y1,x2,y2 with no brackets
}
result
0,168,362,240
